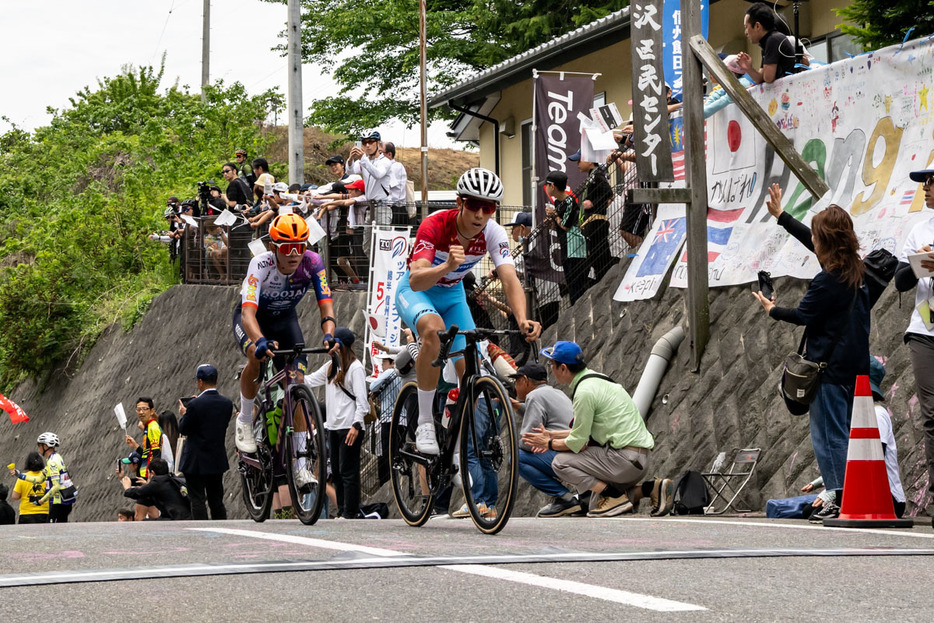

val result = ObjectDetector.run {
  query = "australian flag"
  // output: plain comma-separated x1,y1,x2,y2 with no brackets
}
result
637,217,687,278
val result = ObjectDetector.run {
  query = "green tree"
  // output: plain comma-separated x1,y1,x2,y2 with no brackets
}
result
262,0,626,135
0,64,279,388
836,0,934,51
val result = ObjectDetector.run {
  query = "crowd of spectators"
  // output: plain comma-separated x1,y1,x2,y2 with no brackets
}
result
2,3,927,527
149,136,413,290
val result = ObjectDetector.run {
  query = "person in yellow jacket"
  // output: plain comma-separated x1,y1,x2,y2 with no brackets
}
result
10,432,77,522
11,451,49,523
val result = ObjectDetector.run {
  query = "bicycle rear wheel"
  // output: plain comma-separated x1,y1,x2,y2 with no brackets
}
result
285,385,328,525
239,411,275,522
458,376,519,535
389,382,434,526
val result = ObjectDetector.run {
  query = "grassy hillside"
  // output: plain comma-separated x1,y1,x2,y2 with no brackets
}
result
0,65,477,391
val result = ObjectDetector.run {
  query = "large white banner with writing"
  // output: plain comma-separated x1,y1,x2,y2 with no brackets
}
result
365,227,411,376
617,37,934,299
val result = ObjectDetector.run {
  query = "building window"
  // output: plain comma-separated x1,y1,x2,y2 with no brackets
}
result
806,32,862,65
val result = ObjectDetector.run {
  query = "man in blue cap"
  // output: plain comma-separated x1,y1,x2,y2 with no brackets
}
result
178,363,234,520
895,166,934,524
523,341,667,517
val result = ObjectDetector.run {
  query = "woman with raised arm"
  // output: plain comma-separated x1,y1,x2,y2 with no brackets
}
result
753,184,870,521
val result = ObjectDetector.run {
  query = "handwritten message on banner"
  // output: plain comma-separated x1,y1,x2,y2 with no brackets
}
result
616,37,934,301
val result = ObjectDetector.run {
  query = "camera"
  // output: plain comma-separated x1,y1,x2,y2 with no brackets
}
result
197,180,214,206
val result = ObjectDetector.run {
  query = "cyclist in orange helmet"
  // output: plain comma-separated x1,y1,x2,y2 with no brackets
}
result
233,214,336,471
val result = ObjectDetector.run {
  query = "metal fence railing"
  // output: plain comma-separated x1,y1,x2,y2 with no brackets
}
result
471,146,650,363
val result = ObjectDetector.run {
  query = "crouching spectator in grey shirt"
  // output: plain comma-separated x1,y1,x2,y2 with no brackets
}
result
508,363,577,517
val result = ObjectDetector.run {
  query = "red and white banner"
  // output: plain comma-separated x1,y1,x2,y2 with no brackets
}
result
0,392,29,424
365,227,411,377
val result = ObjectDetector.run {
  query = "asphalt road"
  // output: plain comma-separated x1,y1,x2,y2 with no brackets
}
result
2,515,933,622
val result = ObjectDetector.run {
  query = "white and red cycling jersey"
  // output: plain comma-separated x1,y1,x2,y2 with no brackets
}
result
408,208,515,287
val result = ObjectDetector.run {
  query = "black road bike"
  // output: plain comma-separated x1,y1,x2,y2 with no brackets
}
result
389,326,521,534
238,344,331,525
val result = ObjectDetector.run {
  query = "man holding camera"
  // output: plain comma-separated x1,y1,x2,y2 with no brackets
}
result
121,458,191,520
348,130,392,228
178,364,233,520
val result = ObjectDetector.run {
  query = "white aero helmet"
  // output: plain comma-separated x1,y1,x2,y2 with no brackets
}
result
456,168,504,203
37,432,60,448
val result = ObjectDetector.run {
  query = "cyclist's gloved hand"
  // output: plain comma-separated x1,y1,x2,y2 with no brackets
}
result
253,337,271,360
323,333,334,348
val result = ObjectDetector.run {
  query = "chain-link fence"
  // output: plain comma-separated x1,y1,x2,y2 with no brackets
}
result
471,147,650,361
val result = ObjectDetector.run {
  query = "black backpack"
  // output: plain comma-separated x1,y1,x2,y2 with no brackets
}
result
672,470,710,515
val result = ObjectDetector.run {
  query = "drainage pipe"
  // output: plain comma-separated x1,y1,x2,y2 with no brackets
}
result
632,325,685,419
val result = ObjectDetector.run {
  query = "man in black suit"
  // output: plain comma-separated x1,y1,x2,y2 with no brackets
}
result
178,364,234,520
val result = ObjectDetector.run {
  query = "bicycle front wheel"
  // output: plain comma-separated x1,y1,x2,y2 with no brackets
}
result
285,385,328,525
389,382,434,526
458,375,519,535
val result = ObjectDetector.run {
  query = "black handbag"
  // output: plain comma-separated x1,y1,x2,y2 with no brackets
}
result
780,293,857,415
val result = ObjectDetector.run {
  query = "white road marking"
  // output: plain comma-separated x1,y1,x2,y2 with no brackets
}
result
615,517,934,539
445,565,705,612
189,526,400,556
190,526,706,612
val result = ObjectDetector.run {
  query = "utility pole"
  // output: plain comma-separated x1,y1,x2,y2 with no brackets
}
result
287,0,304,185
419,0,428,218
201,0,210,103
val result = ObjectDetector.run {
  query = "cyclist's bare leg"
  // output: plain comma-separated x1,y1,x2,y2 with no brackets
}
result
415,314,444,392
238,345,262,425
413,314,445,454
415,313,444,425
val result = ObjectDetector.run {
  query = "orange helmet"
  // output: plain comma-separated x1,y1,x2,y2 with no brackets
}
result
269,214,309,243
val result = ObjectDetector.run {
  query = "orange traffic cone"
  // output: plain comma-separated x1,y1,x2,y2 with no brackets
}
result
824,375,913,528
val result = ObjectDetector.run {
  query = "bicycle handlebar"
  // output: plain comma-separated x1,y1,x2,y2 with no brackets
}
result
269,344,332,356
432,326,535,368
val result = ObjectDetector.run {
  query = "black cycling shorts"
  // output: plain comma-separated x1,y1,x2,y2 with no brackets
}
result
232,306,307,373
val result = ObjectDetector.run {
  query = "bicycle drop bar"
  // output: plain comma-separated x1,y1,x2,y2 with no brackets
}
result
269,344,332,356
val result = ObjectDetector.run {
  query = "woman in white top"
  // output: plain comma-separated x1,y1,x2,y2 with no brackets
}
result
306,327,368,518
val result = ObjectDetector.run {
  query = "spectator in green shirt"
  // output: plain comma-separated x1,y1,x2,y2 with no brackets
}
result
523,341,674,518
544,170,589,305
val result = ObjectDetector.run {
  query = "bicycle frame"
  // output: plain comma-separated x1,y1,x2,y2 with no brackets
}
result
396,327,513,494
239,344,330,473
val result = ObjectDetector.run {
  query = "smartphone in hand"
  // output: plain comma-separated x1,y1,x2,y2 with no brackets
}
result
758,270,774,300
180,396,194,407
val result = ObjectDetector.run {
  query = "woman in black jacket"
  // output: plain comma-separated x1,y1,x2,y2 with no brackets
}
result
753,184,870,521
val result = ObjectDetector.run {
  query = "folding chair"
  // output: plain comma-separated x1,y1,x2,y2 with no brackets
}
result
702,448,761,515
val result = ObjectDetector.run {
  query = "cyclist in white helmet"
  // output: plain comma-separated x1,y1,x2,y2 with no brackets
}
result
395,167,541,454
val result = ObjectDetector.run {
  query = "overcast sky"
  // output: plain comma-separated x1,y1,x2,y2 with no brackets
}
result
0,1,455,148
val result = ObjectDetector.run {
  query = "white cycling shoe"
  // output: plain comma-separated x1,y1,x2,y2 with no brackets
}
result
235,420,258,454
415,422,440,455
292,465,318,492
